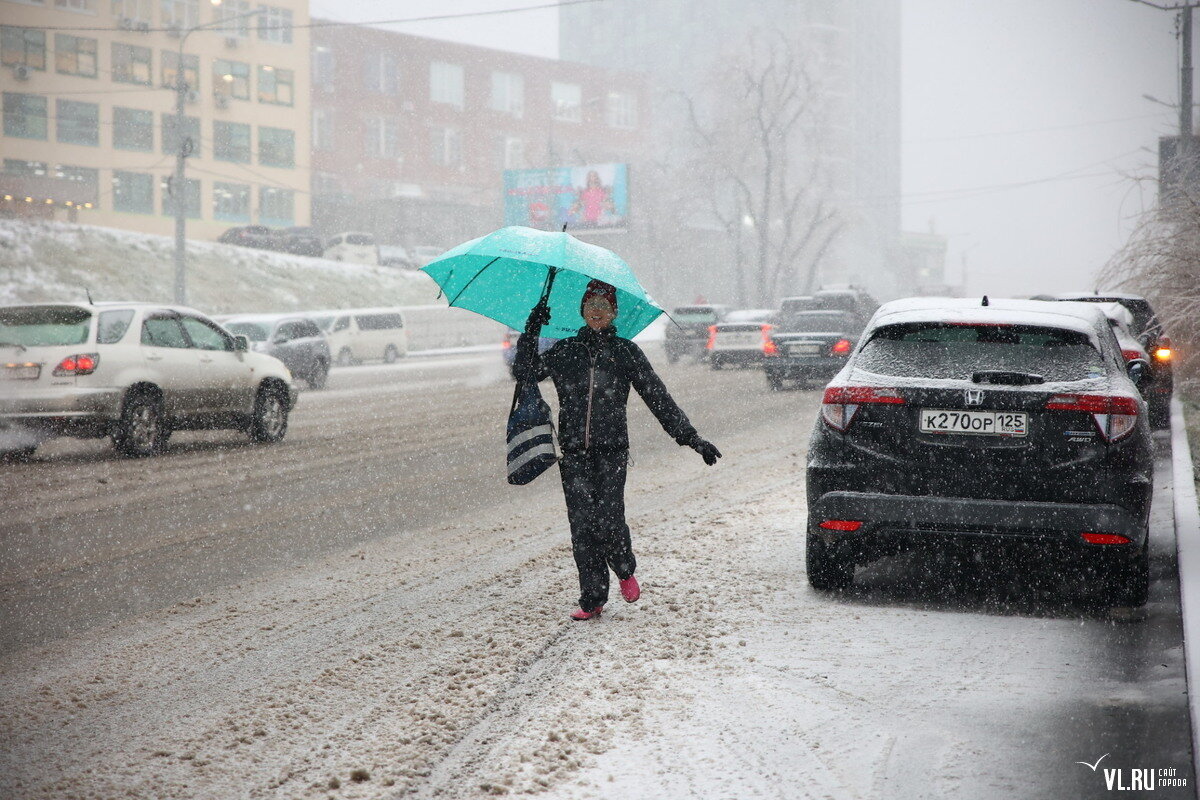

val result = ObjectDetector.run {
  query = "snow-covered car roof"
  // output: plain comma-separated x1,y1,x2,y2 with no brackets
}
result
720,308,776,323
1,301,212,316
1052,291,1146,301
869,297,1107,341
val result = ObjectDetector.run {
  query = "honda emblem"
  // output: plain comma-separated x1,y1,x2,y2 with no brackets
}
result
964,388,984,406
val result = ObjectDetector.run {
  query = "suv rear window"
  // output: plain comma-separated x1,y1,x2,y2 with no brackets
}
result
672,307,719,324
355,313,404,330
857,323,1104,382
0,306,91,347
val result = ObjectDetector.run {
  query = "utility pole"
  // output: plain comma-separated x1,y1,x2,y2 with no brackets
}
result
1181,5,1194,162
171,6,262,305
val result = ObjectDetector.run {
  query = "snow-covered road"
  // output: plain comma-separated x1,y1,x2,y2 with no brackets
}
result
0,355,1192,798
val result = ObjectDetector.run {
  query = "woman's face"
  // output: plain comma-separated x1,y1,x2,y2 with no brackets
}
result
582,296,616,331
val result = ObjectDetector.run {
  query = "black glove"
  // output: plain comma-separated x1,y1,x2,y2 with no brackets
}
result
691,438,721,466
525,300,551,334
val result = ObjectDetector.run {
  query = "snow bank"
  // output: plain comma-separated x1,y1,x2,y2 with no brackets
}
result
0,220,440,315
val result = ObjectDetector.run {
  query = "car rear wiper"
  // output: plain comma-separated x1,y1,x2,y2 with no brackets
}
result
971,370,1045,385
0,340,27,352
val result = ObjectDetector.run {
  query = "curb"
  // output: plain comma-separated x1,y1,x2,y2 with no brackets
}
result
1171,397,1200,787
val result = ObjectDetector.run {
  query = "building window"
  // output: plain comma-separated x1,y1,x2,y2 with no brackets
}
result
213,120,250,163
56,0,96,11
213,181,249,221
313,171,344,199
3,93,47,140
56,164,99,206
160,176,200,218
363,52,398,94
215,0,252,38
552,82,582,122
364,116,398,158
313,45,334,90
490,71,524,118
257,5,292,43
213,59,249,100
55,34,97,77
160,0,198,30
112,170,154,213
429,61,463,109
112,0,152,25
430,126,460,167
257,65,293,105
113,106,153,151
161,112,199,156
56,99,98,146
4,159,48,176
258,126,293,168
161,50,198,91
498,135,524,170
259,186,293,225
605,90,637,129
313,108,333,152
112,43,152,85
2,27,46,71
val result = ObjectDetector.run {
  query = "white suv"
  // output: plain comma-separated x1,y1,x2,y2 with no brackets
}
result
0,303,298,458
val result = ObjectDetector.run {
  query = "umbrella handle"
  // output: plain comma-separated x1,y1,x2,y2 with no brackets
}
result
538,267,559,306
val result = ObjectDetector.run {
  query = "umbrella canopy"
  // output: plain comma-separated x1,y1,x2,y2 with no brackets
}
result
421,226,663,339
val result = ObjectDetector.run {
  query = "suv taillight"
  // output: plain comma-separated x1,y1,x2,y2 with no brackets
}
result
706,325,717,350
1045,394,1139,441
1153,336,1173,362
1120,348,1142,362
52,353,99,376
821,386,905,431
831,338,852,356
761,324,778,356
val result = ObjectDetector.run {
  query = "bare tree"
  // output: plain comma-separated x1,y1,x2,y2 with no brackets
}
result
1100,185,1200,383
679,32,843,306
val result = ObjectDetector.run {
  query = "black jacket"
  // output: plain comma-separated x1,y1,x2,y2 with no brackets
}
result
514,324,698,453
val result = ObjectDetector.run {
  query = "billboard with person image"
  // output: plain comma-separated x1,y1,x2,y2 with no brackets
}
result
503,163,629,233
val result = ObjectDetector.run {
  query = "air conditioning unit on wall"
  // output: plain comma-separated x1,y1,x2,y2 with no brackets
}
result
224,37,239,49
214,93,230,110
11,64,30,81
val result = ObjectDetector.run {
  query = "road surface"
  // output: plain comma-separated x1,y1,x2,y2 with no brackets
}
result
0,351,1192,799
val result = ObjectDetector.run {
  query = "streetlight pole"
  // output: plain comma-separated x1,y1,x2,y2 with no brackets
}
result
171,5,263,305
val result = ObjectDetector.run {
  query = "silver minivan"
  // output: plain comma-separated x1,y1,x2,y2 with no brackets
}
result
310,307,409,366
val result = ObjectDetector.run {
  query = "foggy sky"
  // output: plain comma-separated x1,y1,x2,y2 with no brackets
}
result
311,0,1177,299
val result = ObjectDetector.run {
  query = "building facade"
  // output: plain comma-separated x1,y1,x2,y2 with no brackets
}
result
560,0,903,304
0,0,310,239
309,24,648,255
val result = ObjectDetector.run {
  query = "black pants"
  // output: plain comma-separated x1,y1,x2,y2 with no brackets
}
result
559,448,635,609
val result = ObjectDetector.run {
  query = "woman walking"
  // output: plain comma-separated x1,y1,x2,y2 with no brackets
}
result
515,279,722,620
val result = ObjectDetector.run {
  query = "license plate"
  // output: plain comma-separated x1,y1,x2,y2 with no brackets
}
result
787,342,821,355
2,364,40,380
720,333,758,346
919,409,1028,437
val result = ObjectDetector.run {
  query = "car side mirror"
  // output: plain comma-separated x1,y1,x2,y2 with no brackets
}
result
272,333,288,345
233,335,249,352
1126,358,1151,388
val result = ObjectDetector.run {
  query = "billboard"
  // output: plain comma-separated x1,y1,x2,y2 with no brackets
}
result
503,163,628,233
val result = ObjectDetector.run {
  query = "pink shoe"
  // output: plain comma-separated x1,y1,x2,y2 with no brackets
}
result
619,575,640,603
570,606,604,621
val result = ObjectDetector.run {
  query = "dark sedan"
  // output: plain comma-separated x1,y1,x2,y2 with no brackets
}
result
805,298,1154,607
763,310,864,390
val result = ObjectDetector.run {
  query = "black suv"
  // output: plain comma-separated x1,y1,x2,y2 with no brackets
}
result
1052,293,1172,428
806,298,1154,606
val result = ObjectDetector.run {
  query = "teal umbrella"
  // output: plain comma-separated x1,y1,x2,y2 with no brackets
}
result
421,226,663,339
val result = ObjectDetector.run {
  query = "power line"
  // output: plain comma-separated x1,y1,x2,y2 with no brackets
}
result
5,0,599,34
904,112,1169,144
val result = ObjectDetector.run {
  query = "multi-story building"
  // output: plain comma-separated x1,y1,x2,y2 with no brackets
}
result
560,0,903,302
0,0,310,239
309,24,648,256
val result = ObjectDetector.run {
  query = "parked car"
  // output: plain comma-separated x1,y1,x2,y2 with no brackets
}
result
1051,292,1172,428
411,245,444,267
217,225,278,250
279,226,324,258
222,314,331,389
706,309,777,369
324,232,380,266
0,303,298,458
501,328,557,377
664,304,728,364
379,244,416,269
310,307,408,366
805,297,1153,607
762,310,864,390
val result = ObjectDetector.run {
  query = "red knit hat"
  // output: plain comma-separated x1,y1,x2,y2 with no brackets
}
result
580,279,618,314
